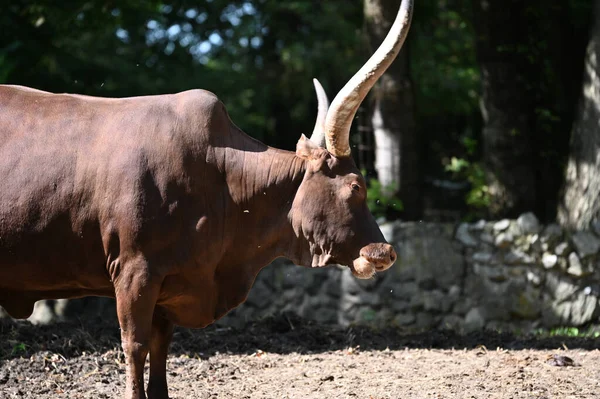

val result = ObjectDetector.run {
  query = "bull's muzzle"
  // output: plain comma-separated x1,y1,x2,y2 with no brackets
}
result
352,243,397,279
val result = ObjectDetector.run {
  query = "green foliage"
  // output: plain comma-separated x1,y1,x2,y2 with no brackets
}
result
445,156,490,211
534,327,600,339
11,342,27,356
364,173,403,219
444,130,489,214
411,0,480,117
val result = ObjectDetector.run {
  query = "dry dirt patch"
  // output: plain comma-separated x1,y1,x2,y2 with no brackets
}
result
1,316,598,398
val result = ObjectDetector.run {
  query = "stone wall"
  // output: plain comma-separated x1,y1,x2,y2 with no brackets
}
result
220,213,600,332
4,213,600,332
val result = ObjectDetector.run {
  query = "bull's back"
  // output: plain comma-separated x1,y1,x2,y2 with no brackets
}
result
0,86,225,306
0,87,126,296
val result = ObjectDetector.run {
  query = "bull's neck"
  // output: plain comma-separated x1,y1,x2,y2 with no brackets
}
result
219,142,307,267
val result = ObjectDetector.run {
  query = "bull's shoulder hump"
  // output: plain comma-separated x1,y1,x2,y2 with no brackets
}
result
173,89,224,111
172,89,230,125
176,88,220,101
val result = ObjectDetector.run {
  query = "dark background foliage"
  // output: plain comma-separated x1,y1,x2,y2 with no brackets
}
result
1,0,596,224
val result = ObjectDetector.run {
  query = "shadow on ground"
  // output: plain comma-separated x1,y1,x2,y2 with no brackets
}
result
1,314,598,362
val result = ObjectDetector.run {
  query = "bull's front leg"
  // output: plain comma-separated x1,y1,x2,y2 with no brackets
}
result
147,309,174,399
114,256,163,399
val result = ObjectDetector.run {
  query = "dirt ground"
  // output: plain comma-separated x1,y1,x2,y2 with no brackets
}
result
1,315,599,399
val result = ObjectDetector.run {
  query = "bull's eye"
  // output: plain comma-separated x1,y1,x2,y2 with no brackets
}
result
351,183,360,192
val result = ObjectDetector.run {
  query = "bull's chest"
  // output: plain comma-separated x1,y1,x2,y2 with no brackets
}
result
158,263,259,329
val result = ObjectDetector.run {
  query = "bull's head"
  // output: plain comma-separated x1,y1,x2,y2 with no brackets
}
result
290,0,413,279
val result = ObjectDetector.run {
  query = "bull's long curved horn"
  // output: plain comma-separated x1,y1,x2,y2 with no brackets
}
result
309,78,329,147
324,0,414,157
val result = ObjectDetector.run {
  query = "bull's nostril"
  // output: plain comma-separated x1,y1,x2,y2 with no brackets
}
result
390,253,396,262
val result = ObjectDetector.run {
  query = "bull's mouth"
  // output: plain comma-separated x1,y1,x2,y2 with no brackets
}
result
316,255,375,279
350,247,397,279
311,251,395,280
350,256,378,279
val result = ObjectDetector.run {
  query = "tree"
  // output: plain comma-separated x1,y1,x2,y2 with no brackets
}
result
471,0,589,221
364,0,421,219
558,0,600,229
471,0,538,218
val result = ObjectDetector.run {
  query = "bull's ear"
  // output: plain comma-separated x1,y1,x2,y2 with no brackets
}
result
296,134,326,160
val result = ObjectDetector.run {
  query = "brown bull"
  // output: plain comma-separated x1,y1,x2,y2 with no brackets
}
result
0,1,413,398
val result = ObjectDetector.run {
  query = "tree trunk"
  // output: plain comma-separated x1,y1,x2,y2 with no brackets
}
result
472,0,537,218
558,0,600,229
364,0,421,220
